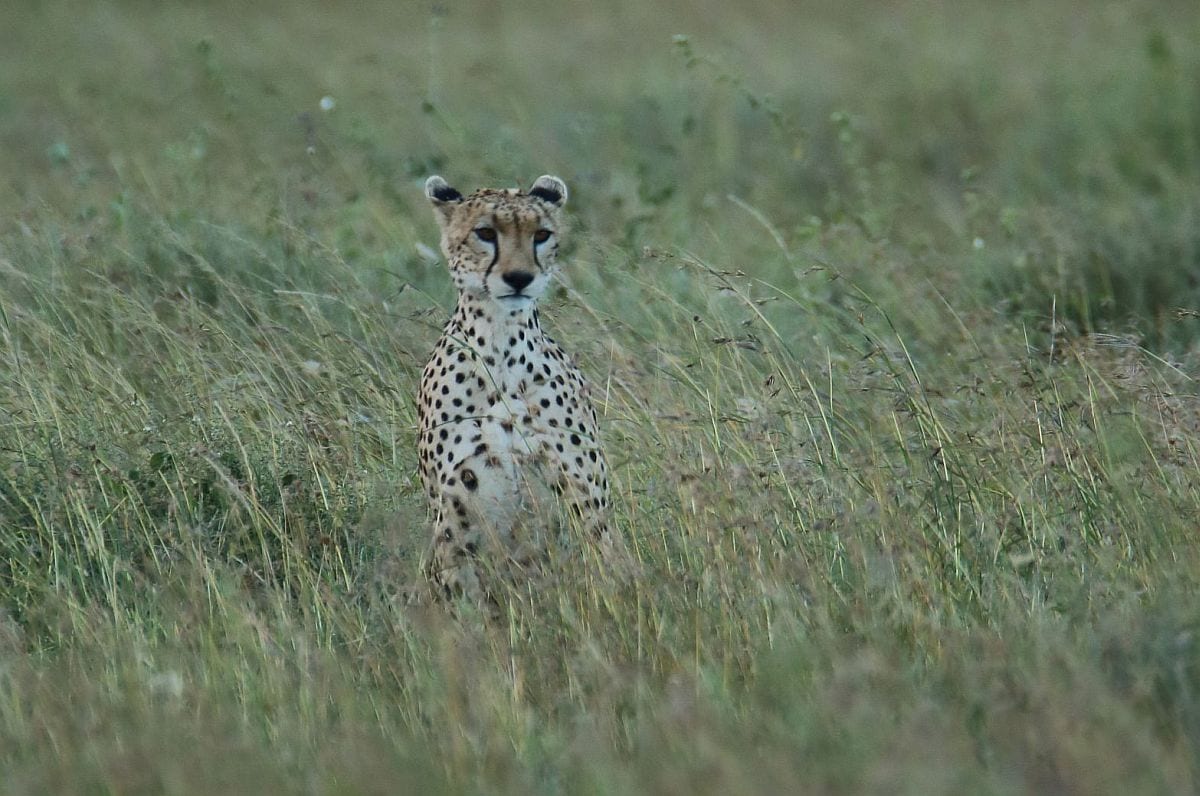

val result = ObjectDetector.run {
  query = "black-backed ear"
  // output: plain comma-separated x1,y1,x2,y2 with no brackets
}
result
425,176,463,225
528,175,567,208
425,175,464,204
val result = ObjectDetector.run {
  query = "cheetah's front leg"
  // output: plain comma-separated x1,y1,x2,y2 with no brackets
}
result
422,497,489,604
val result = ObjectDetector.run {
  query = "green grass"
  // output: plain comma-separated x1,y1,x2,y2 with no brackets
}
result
2,0,1200,792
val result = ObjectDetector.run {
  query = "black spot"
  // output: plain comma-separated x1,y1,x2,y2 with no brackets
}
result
461,469,479,491
570,434,582,445
474,443,488,456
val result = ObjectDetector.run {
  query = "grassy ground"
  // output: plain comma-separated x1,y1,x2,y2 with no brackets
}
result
2,0,1200,792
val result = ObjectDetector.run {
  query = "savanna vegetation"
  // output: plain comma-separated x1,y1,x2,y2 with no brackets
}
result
1,1,1199,792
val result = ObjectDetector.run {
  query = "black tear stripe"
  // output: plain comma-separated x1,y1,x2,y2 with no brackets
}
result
480,217,501,285
532,207,549,271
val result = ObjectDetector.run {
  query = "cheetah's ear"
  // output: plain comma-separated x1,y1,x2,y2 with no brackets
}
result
425,176,463,222
425,175,463,204
528,175,567,208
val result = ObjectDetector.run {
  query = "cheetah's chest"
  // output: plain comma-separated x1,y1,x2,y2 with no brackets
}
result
416,306,605,538
427,370,595,526
462,373,594,472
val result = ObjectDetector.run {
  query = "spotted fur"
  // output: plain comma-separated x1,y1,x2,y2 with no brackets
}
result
417,175,610,605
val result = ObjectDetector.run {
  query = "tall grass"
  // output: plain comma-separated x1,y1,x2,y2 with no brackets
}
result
2,0,1200,792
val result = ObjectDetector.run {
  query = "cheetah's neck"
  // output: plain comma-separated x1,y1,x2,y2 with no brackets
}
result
446,296,552,390
447,296,542,341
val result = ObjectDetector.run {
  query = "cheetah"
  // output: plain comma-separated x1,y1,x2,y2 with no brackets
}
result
417,174,610,605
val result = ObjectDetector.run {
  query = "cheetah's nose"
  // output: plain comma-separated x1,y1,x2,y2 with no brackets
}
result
501,271,535,292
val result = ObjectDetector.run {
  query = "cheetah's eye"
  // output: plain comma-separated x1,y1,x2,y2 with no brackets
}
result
474,227,497,243
533,229,552,245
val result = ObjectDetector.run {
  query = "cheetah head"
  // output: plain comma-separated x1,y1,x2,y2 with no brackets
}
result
424,175,568,308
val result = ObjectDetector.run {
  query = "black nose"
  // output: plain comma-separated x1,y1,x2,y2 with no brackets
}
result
502,271,535,292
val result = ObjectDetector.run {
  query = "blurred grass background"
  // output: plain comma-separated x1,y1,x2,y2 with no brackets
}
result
1,0,1200,792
